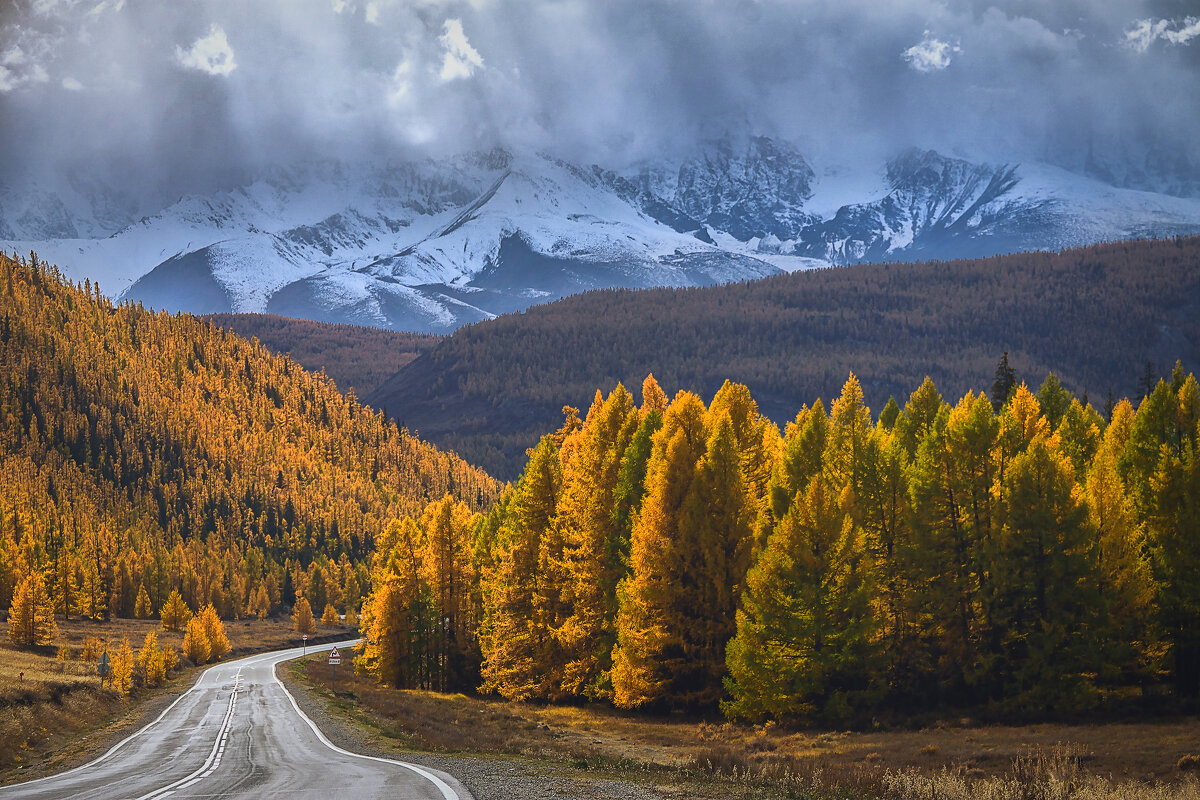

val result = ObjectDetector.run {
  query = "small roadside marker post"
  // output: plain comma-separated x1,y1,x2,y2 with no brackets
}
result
302,634,308,655
98,651,110,686
328,646,342,695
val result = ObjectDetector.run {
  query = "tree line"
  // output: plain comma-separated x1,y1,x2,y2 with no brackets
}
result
360,368,1200,720
0,252,500,630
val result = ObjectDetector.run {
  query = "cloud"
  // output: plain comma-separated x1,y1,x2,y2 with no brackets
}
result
1124,17,1200,51
0,45,50,92
61,76,83,90
1,0,1198,202
176,25,237,76
903,32,960,72
438,18,483,81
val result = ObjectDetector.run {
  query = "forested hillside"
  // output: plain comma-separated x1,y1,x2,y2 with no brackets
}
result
359,370,1200,719
368,237,1200,479
0,252,499,623
206,313,439,397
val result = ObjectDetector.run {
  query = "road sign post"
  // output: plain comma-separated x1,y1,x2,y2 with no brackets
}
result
302,634,308,655
328,646,341,694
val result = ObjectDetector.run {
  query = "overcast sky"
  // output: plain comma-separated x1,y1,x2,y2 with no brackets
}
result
2,0,1198,197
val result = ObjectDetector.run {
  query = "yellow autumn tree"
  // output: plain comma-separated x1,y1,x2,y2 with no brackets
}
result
138,631,167,686
8,572,57,647
479,437,567,700
109,637,135,696
199,603,231,661
611,391,712,709
555,385,639,699
134,585,153,619
419,495,480,692
183,615,210,664
160,590,192,632
293,596,317,635
321,603,340,627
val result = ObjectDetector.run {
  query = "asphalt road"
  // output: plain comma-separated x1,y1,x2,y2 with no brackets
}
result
0,641,473,800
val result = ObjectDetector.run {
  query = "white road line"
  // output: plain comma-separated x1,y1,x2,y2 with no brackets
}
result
0,661,227,792
134,670,243,800
271,655,469,800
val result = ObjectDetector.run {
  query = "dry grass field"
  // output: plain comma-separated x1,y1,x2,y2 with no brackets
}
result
0,616,350,781
294,653,1200,800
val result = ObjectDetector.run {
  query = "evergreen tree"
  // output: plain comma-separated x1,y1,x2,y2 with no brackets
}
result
991,351,1017,410
896,377,944,457
908,402,990,698
878,396,901,431
992,434,1102,711
682,412,755,706
611,408,662,548
825,373,874,495
724,474,876,723
857,425,921,696
1035,373,1073,430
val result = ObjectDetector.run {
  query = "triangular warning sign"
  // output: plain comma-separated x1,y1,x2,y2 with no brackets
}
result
329,646,340,658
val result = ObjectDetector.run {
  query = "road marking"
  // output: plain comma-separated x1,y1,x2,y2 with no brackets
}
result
134,670,243,800
271,651,469,800
0,659,227,792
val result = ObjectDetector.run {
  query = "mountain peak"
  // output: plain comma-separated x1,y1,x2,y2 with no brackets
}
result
6,140,1200,333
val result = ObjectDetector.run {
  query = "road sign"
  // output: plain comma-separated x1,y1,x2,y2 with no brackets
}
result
328,647,341,665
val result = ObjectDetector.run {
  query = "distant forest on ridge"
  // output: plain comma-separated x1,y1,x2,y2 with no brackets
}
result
363,236,1200,479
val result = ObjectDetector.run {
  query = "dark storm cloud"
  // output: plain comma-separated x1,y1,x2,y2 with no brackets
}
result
1,0,1198,197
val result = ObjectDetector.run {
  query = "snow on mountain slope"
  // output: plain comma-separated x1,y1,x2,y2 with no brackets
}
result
5,140,1200,333
8,150,777,332
777,149,1200,263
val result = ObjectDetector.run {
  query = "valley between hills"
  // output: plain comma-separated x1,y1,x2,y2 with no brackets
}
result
3,238,1200,799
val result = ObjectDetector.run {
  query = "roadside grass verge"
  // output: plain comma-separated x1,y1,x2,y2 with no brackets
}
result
290,653,1200,800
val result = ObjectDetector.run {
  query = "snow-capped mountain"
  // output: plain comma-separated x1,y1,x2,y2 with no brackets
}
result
5,139,1200,333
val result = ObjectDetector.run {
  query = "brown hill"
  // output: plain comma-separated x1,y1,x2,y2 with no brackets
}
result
206,313,439,397
366,237,1200,479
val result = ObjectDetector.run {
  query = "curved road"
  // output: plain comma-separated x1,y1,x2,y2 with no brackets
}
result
1,641,473,800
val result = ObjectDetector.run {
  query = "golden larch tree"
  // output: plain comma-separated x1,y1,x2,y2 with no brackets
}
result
8,572,57,647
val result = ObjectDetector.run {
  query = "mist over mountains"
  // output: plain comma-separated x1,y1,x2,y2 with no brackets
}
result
6,138,1200,332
